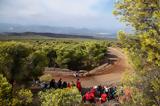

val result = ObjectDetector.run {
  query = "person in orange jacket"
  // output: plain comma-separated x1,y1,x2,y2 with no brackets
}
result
76,79,82,92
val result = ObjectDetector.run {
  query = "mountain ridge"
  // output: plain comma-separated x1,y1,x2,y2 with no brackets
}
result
0,23,116,38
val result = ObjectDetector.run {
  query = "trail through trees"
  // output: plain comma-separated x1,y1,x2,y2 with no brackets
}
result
45,47,132,87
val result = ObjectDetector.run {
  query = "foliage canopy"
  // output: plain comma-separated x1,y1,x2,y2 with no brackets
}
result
114,0,160,105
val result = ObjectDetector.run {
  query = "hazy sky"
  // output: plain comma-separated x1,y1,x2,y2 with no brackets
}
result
0,0,125,31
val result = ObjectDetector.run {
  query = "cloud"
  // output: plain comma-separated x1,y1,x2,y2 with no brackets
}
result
0,0,105,17
0,0,124,30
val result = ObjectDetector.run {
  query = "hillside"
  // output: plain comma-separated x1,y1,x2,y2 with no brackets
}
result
0,32,117,40
0,32,95,40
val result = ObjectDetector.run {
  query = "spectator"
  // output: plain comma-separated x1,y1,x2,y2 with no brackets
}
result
62,81,67,88
100,91,108,103
108,86,117,100
44,83,49,89
104,86,109,93
97,85,105,96
50,79,57,89
57,78,62,88
76,79,82,92
40,82,48,89
82,92,89,102
67,82,71,88
83,89,95,103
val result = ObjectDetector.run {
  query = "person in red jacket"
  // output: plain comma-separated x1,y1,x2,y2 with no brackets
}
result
76,79,82,92
83,91,90,102
67,82,71,88
83,90,95,103
89,88,96,103
100,92,108,103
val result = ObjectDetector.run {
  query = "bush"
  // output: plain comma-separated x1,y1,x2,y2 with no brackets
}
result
0,74,12,106
0,74,33,106
15,89,33,106
39,87,82,106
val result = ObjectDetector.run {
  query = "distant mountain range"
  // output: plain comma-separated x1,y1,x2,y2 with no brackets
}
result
0,32,97,39
0,23,116,38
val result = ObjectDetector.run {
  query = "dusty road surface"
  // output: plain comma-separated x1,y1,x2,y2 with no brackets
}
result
44,47,132,87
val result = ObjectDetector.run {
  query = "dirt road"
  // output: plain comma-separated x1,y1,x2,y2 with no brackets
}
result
45,47,132,87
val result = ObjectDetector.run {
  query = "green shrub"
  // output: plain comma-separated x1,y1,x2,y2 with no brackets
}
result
39,87,82,106
15,88,33,106
0,74,33,106
0,74,12,106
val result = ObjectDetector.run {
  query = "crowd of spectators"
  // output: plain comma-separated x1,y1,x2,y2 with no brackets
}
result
82,85,117,104
39,78,81,91
38,78,117,104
